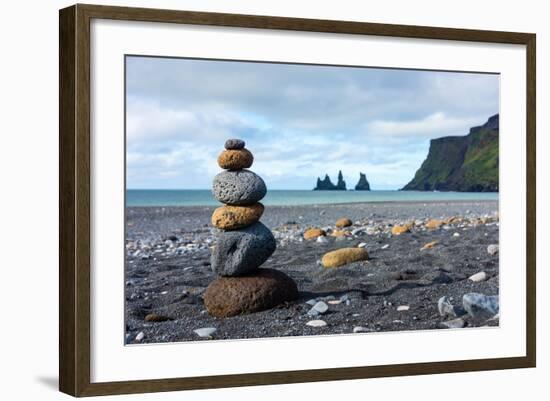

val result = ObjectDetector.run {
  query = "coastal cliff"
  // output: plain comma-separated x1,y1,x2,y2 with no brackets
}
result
402,114,499,192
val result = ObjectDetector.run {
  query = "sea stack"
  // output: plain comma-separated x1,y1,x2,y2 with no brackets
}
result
204,138,298,317
355,173,371,191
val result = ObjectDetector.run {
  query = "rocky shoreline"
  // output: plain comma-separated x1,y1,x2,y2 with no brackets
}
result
125,200,499,344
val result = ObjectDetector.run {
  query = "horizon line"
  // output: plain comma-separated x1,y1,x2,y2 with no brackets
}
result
125,188,406,191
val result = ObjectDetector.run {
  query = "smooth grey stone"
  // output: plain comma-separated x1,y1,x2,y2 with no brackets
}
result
224,138,245,149
463,293,499,318
211,222,276,276
438,296,457,317
308,301,328,316
212,170,266,205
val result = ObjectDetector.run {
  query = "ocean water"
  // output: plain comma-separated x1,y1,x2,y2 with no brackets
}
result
126,189,498,207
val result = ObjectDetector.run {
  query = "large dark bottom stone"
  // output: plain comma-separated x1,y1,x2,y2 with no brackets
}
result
203,268,299,318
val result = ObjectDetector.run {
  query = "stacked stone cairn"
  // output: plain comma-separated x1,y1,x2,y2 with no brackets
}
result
203,138,298,318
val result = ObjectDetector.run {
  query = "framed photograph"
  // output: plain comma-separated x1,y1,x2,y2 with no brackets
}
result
59,4,536,397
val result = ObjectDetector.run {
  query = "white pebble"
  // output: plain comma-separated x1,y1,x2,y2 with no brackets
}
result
487,244,499,256
469,271,488,282
358,242,367,248
306,319,327,327
135,332,145,342
396,305,410,311
381,244,389,249
316,235,329,244
453,232,460,237
353,326,368,333
438,296,457,317
193,327,217,338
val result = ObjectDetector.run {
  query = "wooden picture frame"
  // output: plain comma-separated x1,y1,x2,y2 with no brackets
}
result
59,3,536,397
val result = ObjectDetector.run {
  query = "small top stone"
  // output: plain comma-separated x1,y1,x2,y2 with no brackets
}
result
225,138,245,150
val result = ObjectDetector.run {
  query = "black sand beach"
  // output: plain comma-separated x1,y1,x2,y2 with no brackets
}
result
125,200,499,344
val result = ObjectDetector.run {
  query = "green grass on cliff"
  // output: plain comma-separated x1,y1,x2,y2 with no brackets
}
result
402,118,499,192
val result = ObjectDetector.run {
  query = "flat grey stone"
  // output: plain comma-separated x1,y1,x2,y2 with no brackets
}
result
224,138,245,149
211,222,276,276
212,170,266,205
463,293,499,318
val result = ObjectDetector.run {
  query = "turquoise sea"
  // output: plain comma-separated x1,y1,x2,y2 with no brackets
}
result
126,189,498,207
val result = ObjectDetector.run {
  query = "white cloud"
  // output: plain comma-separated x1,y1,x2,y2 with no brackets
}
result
366,112,484,138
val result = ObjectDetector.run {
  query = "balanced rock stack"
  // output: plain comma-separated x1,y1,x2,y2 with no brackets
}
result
203,139,298,318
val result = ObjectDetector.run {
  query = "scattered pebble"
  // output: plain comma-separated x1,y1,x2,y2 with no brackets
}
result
135,332,145,342
420,241,438,251
353,326,368,333
358,242,368,248
193,327,217,338
308,301,329,316
316,235,329,244
437,296,456,317
440,318,465,329
396,305,410,311
381,244,389,249
335,217,353,228
453,232,460,237
469,271,488,282
144,313,171,322
487,244,499,256
306,319,327,327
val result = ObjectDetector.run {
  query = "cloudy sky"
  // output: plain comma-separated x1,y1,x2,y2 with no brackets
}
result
126,56,499,190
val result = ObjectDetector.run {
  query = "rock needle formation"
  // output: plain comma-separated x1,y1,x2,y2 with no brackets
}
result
204,138,298,317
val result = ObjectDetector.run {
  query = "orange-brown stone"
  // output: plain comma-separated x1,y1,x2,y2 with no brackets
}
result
303,228,326,240
335,218,353,228
217,148,253,170
426,219,444,229
321,248,369,268
211,203,264,230
392,222,413,235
